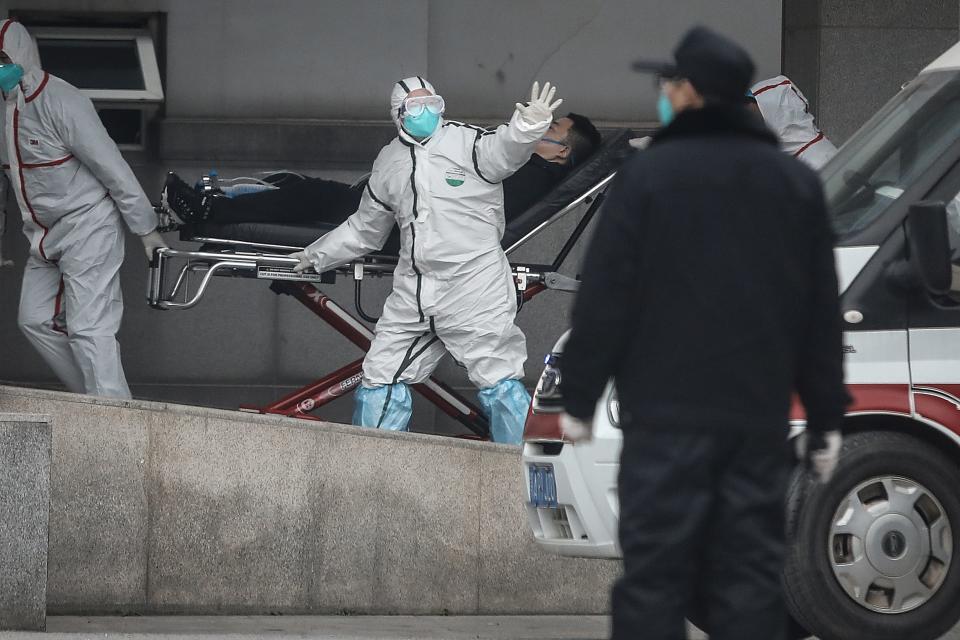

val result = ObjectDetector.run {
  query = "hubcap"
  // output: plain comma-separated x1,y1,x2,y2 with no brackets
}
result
829,476,953,614
882,530,907,559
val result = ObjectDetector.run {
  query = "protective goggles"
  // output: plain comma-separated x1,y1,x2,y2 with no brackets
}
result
401,95,445,117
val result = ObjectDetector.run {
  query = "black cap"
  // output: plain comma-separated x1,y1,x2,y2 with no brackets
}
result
632,26,755,103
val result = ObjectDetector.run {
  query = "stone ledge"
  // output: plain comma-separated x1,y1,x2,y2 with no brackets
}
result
0,386,619,616
0,414,52,631
0,385,514,455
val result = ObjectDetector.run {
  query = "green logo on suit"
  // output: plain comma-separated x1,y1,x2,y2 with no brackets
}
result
445,167,466,187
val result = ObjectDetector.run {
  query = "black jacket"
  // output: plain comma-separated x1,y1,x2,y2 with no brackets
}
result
504,154,570,218
561,104,850,434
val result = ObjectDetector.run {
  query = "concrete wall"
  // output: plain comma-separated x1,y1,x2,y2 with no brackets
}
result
0,413,51,631
0,385,620,615
784,0,960,144
0,0,783,432
0,0,782,122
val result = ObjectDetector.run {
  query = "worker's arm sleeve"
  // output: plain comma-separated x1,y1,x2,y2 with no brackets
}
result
302,181,395,273
795,183,851,433
560,175,641,420
56,92,158,236
473,111,550,183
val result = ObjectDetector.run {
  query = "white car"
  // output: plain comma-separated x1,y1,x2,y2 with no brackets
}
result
523,41,960,640
523,331,622,559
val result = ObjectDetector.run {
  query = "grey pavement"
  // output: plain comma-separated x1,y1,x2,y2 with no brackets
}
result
0,616,957,639
0,616,608,640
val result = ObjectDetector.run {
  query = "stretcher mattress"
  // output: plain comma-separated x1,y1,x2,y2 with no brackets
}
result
181,128,636,257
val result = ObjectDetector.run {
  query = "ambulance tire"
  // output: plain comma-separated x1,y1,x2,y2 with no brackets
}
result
784,431,960,640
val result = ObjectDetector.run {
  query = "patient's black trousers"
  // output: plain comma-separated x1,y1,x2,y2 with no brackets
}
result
612,426,791,640
211,178,362,225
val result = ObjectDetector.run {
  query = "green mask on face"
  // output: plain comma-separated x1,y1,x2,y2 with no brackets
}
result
0,63,23,92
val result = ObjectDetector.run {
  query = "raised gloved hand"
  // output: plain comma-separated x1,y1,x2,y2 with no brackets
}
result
140,229,168,261
291,251,314,273
795,429,842,484
560,411,593,443
515,81,563,127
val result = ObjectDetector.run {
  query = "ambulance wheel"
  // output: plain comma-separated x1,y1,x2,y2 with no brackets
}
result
784,431,960,640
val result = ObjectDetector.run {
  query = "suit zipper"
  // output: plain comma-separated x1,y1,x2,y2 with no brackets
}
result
410,224,425,322
407,144,425,322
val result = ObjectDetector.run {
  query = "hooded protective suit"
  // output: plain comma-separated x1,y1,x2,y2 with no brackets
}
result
303,76,550,442
752,75,838,170
0,20,158,398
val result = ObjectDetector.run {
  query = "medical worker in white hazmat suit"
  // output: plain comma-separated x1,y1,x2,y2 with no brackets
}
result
751,75,837,170
0,20,167,398
293,76,562,444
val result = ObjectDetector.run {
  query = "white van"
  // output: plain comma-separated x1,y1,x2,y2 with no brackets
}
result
522,43,960,640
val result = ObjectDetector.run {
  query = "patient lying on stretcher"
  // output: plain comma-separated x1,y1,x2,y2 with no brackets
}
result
160,113,600,229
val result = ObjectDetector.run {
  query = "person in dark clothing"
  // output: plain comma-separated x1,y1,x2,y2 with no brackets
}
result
160,113,600,228
558,27,849,640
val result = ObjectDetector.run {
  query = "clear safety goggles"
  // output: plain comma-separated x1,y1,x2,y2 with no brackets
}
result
401,95,445,117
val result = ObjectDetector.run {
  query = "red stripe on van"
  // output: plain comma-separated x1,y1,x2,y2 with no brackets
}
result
791,384,910,421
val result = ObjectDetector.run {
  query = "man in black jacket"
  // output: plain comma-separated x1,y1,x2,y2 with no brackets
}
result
160,113,600,228
559,27,849,640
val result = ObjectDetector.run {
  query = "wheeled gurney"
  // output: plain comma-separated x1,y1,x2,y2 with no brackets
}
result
147,129,635,439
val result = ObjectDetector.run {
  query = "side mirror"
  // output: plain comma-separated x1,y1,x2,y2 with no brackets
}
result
906,200,952,295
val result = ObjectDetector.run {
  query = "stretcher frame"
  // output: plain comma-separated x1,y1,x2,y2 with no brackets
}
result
147,172,616,439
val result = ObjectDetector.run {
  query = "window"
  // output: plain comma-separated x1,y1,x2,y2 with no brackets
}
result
823,72,960,239
97,108,144,146
32,28,164,102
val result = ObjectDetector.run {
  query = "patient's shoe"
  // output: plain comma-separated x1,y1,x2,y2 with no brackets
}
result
161,172,213,223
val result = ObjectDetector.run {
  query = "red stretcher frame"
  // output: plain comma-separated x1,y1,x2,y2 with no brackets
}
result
252,280,547,438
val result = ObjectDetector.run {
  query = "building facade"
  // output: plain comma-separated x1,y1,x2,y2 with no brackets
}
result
0,0,955,432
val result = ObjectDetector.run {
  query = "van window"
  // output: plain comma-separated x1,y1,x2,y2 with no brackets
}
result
823,72,960,239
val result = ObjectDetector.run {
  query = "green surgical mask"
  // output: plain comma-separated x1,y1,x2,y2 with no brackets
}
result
402,110,441,138
0,63,23,93
657,92,675,126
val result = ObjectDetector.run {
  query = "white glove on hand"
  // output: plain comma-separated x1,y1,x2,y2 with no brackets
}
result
560,412,593,443
515,81,563,127
291,251,314,273
795,430,842,484
140,230,168,261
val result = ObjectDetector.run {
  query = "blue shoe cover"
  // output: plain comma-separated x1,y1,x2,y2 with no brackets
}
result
477,378,531,445
353,384,412,431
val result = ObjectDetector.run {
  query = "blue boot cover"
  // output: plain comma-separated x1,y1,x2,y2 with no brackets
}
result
352,383,412,431
477,378,531,445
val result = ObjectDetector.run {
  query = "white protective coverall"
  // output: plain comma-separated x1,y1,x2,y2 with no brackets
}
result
752,75,838,170
302,77,550,442
0,20,158,398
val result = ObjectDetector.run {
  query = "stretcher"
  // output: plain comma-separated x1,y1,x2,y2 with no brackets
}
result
147,129,635,438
